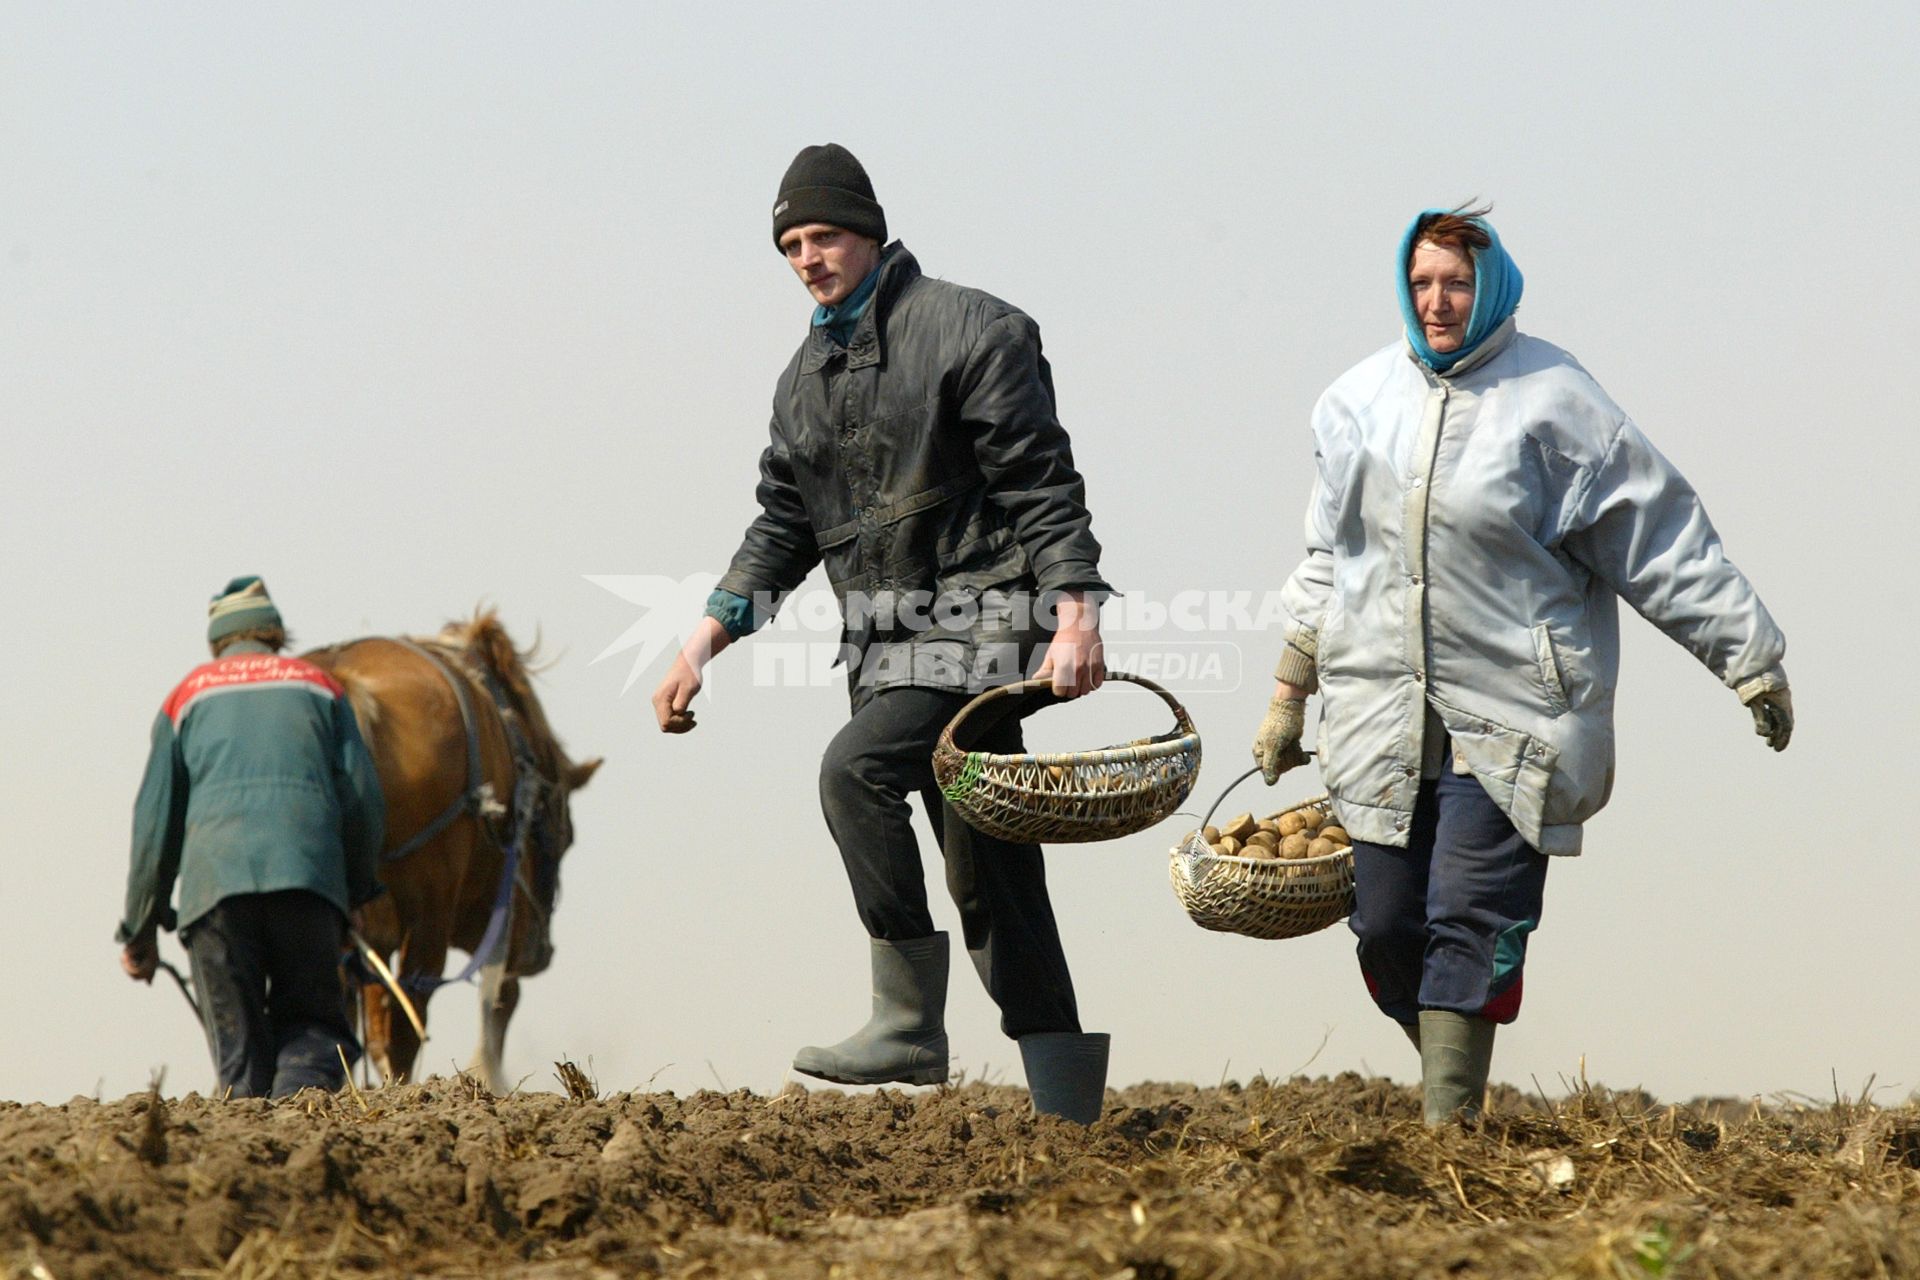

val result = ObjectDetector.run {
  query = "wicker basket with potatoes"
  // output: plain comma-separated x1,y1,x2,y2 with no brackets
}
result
1170,766,1356,939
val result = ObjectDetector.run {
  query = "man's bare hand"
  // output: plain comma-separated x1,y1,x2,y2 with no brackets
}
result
1034,592,1105,699
121,932,158,983
652,658,703,733
651,616,733,734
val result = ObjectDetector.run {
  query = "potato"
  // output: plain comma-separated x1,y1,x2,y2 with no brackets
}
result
1277,811,1308,837
1280,833,1311,859
1209,841,1231,856
1243,842,1279,861
1202,825,1221,844
1299,807,1326,832
1246,830,1278,850
1219,836,1242,856
1220,813,1258,842
1047,764,1067,784
1307,837,1337,859
1320,825,1350,847
1256,818,1282,835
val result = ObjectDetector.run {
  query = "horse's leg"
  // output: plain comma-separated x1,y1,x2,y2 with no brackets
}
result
388,931,448,1084
473,962,520,1094
351,895,407,1084
360,982,396,1083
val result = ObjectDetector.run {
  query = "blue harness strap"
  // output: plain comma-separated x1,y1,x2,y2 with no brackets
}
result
378,638,549,998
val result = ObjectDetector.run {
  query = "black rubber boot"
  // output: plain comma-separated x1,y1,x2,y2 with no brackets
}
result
1018,1031,1110,1124
1418,1010,1495,1125
793,933,950,1086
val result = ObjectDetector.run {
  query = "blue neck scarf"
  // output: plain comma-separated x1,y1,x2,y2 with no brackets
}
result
812,261,883,346
1396,210,1524,372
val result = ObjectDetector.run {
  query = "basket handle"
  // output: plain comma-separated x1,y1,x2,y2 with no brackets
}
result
936,670,1197,757
1196,761,1318,831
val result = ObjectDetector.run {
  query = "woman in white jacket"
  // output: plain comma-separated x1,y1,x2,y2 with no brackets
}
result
1253,206,1793,1124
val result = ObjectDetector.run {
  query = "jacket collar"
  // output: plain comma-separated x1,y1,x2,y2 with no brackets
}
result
799,242,921,375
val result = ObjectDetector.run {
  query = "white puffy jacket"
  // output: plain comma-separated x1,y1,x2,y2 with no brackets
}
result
1279,320,1787,855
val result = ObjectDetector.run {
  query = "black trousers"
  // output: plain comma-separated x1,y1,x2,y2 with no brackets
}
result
181,889,358,1099
819,685,1080,1039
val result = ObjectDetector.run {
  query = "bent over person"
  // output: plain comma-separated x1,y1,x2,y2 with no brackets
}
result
652,144,1113,1122
1253,207,1792,1125
118,577,385,1098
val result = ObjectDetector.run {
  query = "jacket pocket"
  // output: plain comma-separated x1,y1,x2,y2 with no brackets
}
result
813,522,862,594
1530,623,1571,718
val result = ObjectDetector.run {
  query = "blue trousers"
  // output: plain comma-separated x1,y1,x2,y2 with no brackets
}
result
182,889,358,1098
1347,768,1548,1026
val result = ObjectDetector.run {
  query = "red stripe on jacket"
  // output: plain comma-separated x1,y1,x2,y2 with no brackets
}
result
163,654,346,727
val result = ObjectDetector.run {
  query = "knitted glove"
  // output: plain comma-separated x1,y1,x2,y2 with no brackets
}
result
1745,687,1793,752
1736,667,1793,752
1252,695,1310,784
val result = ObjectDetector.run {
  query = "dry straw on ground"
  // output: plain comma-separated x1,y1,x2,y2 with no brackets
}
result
4,1069,1918,1278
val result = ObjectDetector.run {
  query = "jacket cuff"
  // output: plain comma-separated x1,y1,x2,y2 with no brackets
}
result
704,589,761,641
1735,664,1789,704
1273,634,1318,692
115,906,173,944
1030,557,1112,599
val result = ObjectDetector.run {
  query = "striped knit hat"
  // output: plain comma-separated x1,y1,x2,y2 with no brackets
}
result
207,575,283,643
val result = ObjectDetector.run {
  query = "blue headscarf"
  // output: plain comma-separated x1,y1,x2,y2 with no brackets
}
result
1396,210,1524,372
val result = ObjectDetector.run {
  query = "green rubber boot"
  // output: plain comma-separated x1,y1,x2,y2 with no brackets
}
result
793,934,950,1087
1019,1032,1111,1124
1418,1010,1495,1126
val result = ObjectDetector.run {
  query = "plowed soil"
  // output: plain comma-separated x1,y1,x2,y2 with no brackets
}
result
6,1073,1919,1278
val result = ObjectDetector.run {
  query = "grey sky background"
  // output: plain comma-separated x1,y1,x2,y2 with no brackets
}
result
5,3,1916,1106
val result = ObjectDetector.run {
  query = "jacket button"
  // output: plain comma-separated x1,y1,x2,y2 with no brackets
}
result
1409,574,1422,586
1413,670,1425,683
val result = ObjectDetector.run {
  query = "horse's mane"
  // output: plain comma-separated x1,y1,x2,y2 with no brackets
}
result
432,609,572,775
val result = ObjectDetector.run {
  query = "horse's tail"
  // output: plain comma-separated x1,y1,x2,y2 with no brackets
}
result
304,641,384,759
337,669,384,759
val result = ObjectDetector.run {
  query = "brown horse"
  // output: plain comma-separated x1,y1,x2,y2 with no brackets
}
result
306,611,600,1090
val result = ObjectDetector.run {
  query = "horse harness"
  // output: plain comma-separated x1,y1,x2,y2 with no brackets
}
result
382,637,558,996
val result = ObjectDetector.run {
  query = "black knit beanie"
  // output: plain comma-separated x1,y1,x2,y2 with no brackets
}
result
771,143,887,249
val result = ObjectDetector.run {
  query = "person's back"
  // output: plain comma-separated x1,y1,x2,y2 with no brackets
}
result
119,576,384,1099
159,648,369,931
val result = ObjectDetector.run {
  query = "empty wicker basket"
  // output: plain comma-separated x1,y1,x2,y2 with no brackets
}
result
1170,766,1355,940
932,672,1202,843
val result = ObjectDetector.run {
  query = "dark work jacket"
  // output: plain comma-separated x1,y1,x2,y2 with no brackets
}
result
716,244,1110,705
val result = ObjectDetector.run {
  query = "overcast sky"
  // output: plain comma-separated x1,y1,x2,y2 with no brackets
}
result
4,2,1916,1107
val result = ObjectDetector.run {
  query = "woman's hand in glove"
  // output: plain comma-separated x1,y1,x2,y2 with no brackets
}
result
1252,692,1310,784
1746,687,1793,752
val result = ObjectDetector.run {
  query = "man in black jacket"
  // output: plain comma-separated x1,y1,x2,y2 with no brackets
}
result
652,143,1112,1122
